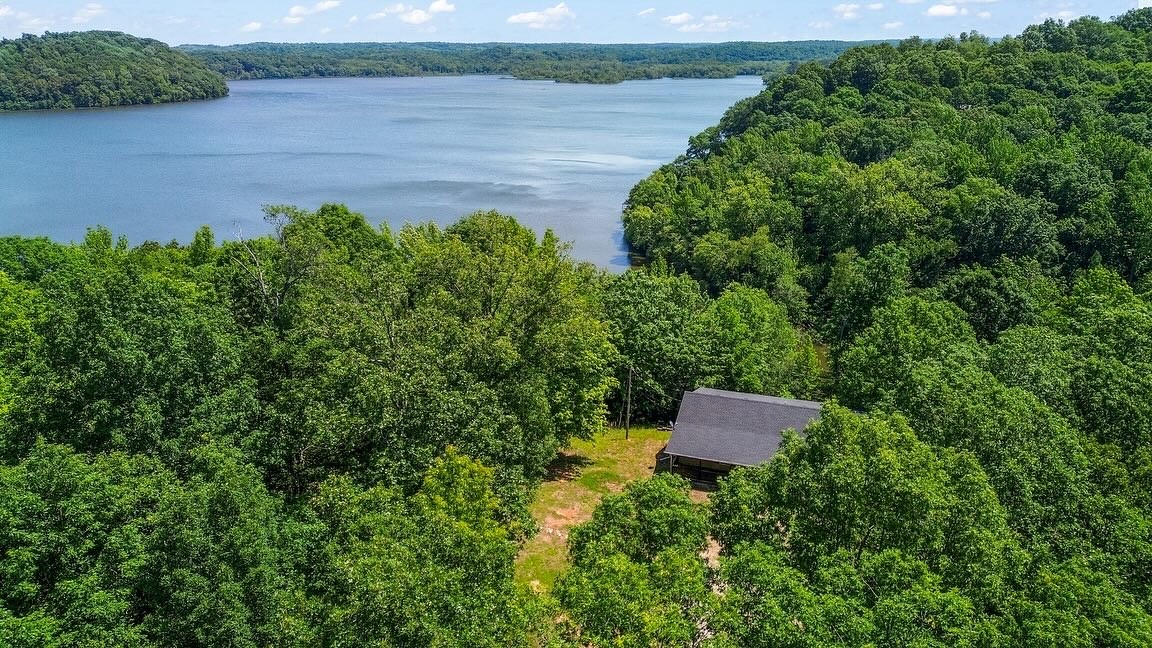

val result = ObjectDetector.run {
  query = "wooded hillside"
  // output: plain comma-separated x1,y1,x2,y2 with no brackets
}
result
588,8,1152,646
0,31,228,111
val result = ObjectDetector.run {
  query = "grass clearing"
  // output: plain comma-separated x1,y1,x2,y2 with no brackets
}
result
515,425,671,592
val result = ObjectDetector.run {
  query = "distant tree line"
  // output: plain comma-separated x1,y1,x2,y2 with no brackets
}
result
180,41,881,84
0,31,228,111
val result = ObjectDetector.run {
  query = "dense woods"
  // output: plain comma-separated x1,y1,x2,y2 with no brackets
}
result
0,32,228,111
0,209,612,645
3,8,1152,648
606,7,1152,646
181,41,874,84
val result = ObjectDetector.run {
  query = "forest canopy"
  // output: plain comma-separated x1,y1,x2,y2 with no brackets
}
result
0,208,615,645
591,7,1152,646
0,31,229,111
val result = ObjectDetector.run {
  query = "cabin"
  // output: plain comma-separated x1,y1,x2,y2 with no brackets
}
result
658,387,822,485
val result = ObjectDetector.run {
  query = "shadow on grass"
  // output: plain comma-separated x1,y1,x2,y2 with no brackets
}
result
544,452,594,482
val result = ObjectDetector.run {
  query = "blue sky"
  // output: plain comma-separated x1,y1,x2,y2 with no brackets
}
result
0,1,1140,45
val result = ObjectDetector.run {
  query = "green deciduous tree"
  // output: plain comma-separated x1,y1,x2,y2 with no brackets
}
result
711,406,1018,599
556,474,713,646
305,450,531,646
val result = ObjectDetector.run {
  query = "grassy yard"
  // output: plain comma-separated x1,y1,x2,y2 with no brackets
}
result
515,425,671,592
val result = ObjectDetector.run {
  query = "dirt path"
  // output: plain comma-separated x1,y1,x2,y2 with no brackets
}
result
515,426,671,592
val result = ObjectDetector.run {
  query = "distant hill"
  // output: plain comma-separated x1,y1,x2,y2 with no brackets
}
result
0,31,228,111
180,41,890,84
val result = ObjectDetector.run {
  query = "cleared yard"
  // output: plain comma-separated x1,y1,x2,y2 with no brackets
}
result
515,425,671,592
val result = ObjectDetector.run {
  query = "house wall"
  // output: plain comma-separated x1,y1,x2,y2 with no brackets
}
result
667,455,737,487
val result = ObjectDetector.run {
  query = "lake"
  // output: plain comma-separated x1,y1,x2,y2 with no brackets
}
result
0,75,763,269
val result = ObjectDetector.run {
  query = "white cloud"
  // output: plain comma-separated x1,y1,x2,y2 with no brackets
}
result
834,3,860,19
977,10,991,18
925,4,967,16
1035,6,1078,21
372,0,454,25
915,0,999,13
19,13,54,29
506,3,575,29
662,12,693,25
674,13,742,33
240,21,262,32
368,3,407,19
400,8,431,23
320,26,332,33
71,3,105,24
638,7,656,17
834,2,886,19
282,1,341,25
883,20,904,28
809,20,832,29
0,5,14,18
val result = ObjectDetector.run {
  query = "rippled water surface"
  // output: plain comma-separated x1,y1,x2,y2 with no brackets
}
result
0,75,763,268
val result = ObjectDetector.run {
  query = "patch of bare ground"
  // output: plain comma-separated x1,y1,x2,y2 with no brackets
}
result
515,425,673,592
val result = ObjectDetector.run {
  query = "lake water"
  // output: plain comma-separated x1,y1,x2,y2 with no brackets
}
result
0,75,763,269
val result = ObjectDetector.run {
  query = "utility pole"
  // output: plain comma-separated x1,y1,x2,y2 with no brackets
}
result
625,366,632,441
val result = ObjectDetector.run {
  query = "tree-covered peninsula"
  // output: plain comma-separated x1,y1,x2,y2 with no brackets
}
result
0,31,228,111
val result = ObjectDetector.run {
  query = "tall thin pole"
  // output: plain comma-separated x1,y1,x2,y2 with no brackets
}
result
625,366,632,441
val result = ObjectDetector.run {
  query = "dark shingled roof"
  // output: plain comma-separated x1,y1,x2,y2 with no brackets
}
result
664,388,822,467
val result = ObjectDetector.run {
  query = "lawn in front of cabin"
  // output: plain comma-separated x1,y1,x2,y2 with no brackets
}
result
514,425,673,592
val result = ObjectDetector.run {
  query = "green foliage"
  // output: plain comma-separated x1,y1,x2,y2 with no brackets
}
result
567,473,708,566
622,9,1152,320
600,269,713,422
822,243,911,349
0,207,611,645
4,240,256,466
716,545,999,647
230,207,616,517
937,257,1062,340
627,404,1151,644
1014,558,1152,646
698,284,821,398
0,443,292,647
711,406,1017,599
837,296,979,408
305,450,530,646
601,270,824,423
555,474,714,646
0,273,37,432
0,31,228,111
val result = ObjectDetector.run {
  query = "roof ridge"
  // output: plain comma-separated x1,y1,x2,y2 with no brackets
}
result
690,387,823,409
